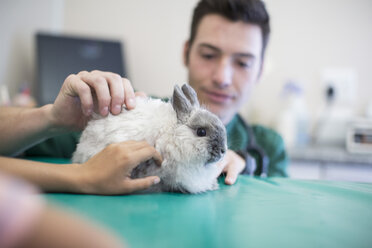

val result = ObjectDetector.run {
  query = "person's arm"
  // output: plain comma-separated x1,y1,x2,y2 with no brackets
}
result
0,70,137,156
0,140,161,194
0,105,57,156
0,173,124,248
21,205,125,248
0,71,163,194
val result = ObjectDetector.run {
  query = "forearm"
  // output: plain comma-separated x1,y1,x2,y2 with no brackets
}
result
0,173,123,248
0,156,81,193
20,205,124,248
0,105,61,156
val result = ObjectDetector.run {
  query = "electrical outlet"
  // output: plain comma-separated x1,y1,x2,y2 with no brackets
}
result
321,67,357,105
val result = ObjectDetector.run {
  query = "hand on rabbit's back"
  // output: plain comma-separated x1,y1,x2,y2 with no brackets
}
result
72,84,227,193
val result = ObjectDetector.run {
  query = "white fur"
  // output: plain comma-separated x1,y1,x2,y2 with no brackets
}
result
73,97,225,193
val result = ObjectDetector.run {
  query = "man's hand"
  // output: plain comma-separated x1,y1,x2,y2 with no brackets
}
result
48,70,137,131
217,149,245,185
77,140,162,195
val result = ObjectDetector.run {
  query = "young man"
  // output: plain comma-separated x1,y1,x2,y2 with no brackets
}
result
2,0,287,194
183,0,288,183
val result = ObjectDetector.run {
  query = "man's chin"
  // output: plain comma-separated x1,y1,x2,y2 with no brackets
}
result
204,105,231,124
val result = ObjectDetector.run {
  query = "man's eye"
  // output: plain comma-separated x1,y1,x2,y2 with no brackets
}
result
237,61,251,68
201,54,215,60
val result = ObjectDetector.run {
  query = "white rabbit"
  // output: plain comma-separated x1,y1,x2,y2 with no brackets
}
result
72,84,227,193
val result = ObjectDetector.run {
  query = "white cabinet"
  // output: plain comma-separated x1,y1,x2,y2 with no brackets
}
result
288,146,372,183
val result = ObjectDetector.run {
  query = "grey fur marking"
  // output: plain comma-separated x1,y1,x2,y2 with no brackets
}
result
181,84,200,108
189,111,227,163
172,85,193,122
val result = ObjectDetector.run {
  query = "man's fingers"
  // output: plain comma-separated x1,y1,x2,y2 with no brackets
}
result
117,141,163,169
70,70,137,116
105,72,124,115
80,72,111,116
152,154,163,166
218,161,228,172
122,78,136,109
137,145,163,166
131,144,163,168
122,176,161,193
134,91,147,99
225,166,239,185
65,74,94,116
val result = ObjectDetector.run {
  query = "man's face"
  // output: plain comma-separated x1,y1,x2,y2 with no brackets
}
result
184,14,263,124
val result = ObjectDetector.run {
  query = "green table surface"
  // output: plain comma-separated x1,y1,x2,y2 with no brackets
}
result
34,158,372,248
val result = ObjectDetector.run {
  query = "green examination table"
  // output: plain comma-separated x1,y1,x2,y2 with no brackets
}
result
39,158,372,248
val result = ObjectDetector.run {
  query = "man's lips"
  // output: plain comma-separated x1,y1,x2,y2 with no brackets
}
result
202,89,234,104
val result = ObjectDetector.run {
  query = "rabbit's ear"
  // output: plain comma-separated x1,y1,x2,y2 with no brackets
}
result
181,84,200,108
172,85,193,122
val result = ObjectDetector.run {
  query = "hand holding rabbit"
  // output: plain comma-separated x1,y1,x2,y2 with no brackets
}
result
75,140,162,195
73,84,227,194
48,70,139,132
0,71,160,195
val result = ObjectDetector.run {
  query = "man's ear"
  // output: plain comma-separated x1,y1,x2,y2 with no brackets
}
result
183,40,190,66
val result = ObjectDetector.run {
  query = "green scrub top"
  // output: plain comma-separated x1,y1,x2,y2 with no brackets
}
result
226,114,288,177
24,114,288,177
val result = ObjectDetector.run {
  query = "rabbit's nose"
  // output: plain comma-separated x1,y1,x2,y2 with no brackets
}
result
213,145,225,155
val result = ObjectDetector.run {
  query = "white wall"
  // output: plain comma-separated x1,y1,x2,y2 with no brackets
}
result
63,0,198,97
249,0,372,128
1,0,371,131
0,0,64,98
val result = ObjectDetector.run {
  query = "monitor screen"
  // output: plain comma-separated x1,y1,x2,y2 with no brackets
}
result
36,33,125,105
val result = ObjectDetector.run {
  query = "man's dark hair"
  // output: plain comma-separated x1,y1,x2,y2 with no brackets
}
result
188,0,270,58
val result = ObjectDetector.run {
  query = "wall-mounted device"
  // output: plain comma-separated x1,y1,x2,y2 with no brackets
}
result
347,119,372,154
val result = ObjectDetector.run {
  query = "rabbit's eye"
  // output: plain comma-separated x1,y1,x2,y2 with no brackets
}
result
196,128,207,137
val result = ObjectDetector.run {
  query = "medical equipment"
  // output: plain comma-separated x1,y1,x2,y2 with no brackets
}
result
347,119,372,154
237,118,270,177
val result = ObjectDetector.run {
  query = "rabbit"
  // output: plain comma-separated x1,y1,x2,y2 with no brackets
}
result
72,84,227,194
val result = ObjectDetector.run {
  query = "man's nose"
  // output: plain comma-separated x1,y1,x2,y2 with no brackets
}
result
212,57,232,88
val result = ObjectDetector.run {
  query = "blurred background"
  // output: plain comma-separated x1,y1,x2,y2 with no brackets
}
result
1,0,371,181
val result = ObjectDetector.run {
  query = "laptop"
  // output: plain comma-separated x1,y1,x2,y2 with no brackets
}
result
36,33,125,105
